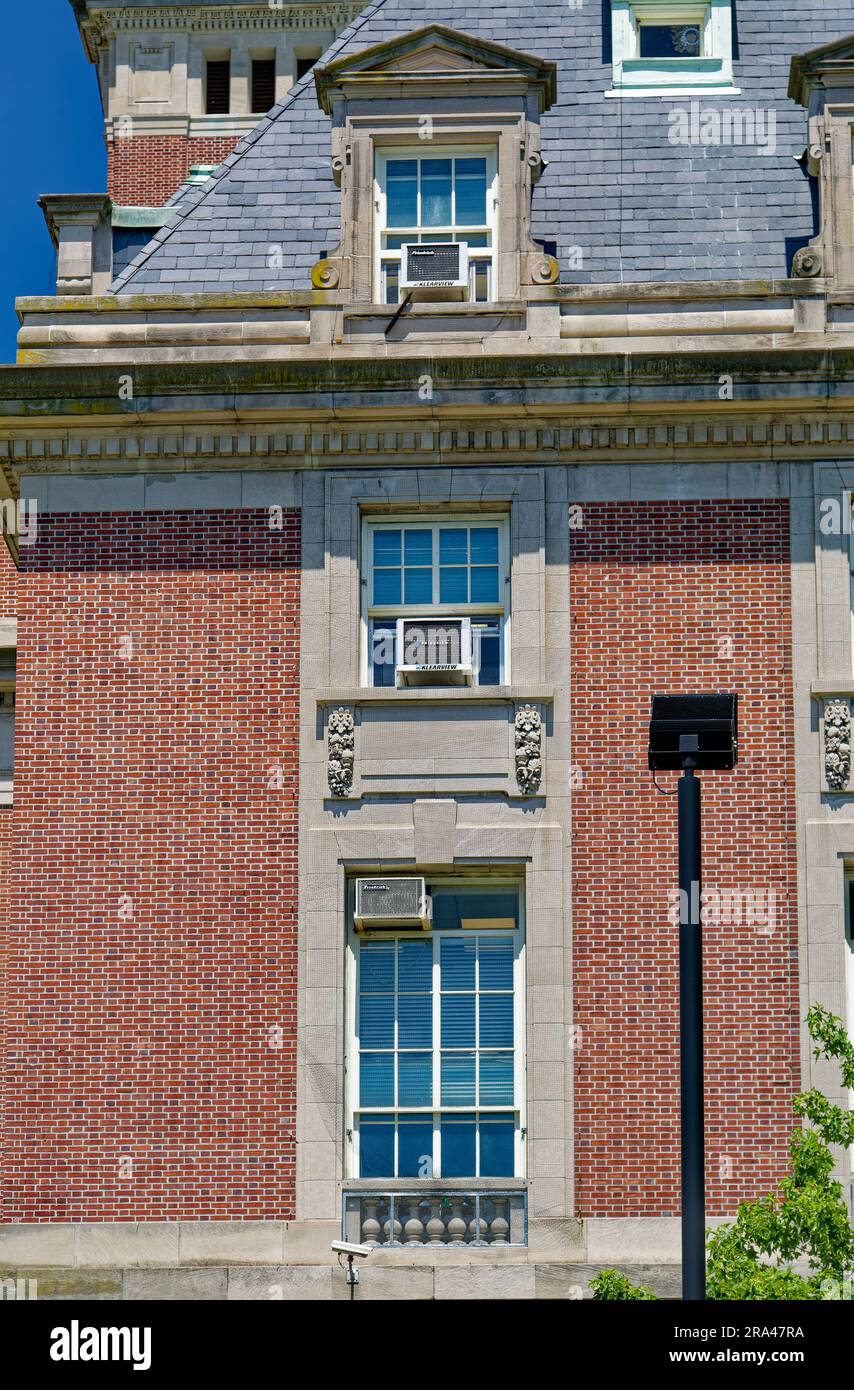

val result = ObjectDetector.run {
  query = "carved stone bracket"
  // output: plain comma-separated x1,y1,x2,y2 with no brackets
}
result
328,706,355,796
824,698,851,791
515,704,542,794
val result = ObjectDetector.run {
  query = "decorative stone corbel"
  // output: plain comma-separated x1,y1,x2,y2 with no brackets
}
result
311,258,341,289
824,698,851,791
515,704,542,794
328,706,355,796
527,252,560,285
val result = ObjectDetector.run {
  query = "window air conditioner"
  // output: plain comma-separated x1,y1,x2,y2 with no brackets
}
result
354,877,432,932
400,241,469,300
395,616,473,687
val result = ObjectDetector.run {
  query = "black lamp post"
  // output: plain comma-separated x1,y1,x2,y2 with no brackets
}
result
648,693,738,1302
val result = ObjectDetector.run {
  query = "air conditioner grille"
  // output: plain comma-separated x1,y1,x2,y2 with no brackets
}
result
357,877,423,920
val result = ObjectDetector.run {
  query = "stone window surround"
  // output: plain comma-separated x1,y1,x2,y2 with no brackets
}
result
607,0,739,98
297,464,573,1231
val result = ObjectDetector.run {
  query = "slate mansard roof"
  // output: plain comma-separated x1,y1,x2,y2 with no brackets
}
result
112,0,854,295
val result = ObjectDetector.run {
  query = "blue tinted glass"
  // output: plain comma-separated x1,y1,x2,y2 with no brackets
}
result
456,158,487,177
359,1119,395,1178
479,1118,515,1178
639,24,701,58
421,159,452,226
359,994,394,1048
478,935,515,989
374,530,401,565
371,622,396,687
404,568,432,605
387,168,418,227
360,1052,394,1107
479,994,513,1048
398,993,432,1048
441,993,475,1048
471,566,499,603
470,528,498,564
455,167,487,226
398,938,432,991
398,1051,432,1106
439,567,468,604
398,1119,434,1178
479,1051,514,1105
464,233,488,248
360,942,395,992
441,1052,476,1105
439,529,467,565
373,568,401,605
384,261,399,306
440,937,476,989
404,530,432,564
474,627,500,685
440,1114,476,1177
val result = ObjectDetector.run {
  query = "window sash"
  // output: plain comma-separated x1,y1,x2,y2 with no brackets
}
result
362,516,510,686
375,148,498,304
346,888,525,1180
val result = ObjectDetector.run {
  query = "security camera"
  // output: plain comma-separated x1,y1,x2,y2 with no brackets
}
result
331,1240,372,1258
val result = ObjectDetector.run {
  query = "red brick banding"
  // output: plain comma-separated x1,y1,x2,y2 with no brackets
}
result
570,500,799,1218
108,135,241,207
3,510,300,1221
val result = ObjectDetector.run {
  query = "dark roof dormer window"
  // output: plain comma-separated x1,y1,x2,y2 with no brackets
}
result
608,1,738,98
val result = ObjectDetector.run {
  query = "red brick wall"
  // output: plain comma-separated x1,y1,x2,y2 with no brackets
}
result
3,510,300,1221
107,135,240,206
570,499,799,1218
0,543,15,1206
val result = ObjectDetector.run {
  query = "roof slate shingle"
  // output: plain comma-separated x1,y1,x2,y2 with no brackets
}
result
112,0,854,294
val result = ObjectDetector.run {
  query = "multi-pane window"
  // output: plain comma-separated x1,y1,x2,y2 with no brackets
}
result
375,149,497,305
363,517,509,686
349,885,524,1180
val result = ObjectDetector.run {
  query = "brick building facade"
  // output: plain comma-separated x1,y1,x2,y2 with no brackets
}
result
1,0,853,1299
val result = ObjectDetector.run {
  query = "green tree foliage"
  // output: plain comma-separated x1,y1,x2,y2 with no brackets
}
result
590,1269,658,1300
588,1007,854,1301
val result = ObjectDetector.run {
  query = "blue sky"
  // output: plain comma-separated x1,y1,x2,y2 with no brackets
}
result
0,0,105,362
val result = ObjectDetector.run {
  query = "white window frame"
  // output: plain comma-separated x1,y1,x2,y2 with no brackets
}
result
345,877,526,1182
360,513,511,687
373,146,499,305
608,0,739,98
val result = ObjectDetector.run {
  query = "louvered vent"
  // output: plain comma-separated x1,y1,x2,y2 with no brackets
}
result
206,60,231,115
251,59,276,113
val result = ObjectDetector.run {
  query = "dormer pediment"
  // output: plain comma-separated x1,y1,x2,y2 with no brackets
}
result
790,33,854,106
315,24,557,114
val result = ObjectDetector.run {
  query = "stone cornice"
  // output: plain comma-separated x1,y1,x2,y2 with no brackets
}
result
80,2,364,54
5,412,854,477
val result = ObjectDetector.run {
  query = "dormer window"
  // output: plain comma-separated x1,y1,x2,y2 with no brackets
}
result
609,1,738,97
375,149,497,304
312,25,558,304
